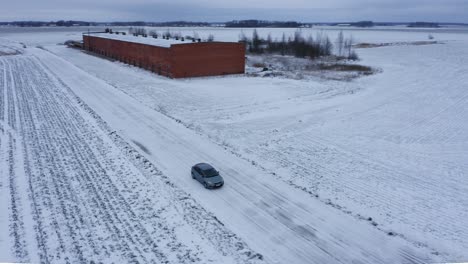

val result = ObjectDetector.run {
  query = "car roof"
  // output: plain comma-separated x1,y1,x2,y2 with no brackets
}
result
195,163,214,170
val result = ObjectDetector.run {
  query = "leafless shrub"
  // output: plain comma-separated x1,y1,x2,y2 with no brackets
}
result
129,27,146,36
149,30,159,38
318,63,372,74
252,62,267,68
242,30,337,59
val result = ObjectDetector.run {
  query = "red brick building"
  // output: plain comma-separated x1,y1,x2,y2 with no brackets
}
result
83,33,245,78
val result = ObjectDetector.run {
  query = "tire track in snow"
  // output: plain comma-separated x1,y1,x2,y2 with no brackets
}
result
1,58,31,262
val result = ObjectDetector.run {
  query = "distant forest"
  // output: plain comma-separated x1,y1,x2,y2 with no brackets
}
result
0,20,96,27
0,20,461,28
407,22,440,28
225,20,301,28
0,20,209,27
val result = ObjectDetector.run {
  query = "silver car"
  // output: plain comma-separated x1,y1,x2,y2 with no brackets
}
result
191,163,224,189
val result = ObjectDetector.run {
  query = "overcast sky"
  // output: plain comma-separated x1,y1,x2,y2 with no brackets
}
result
2,0,467,22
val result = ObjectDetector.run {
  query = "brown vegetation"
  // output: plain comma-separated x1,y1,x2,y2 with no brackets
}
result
354,41,439,49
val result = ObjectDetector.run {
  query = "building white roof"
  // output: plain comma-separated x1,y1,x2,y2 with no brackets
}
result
87,32,196,48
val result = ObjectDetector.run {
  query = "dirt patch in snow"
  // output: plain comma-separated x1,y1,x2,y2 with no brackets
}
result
246,54,377,81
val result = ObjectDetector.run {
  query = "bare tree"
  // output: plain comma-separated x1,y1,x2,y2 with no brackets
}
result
239,30,248,42
173,32,182,40
207,34,215,42
344,35,358,60
130,27,146,36
281,33,287,55
322,36,333,56
267,33,273,52
252,29,261,53
163,29,172,39
241,29,337,59
149,30,159,38
347,35,354,58
336,30,344,57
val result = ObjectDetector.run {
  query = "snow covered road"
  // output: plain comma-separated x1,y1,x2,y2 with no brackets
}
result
30,47,434,263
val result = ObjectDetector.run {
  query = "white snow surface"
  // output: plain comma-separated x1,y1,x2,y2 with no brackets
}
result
0,38,24,55
0,43,263,263
87,32,193,48
1,26,468,263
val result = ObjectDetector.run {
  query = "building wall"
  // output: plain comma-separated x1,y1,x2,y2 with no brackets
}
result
170,42,245,78
83,35,245,78
83,35,173,76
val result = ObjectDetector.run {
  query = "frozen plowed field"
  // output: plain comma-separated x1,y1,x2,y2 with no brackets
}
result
0,53,263,263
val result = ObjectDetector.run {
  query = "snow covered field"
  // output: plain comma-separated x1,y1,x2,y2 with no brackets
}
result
0,40,264,264
1,26,468,263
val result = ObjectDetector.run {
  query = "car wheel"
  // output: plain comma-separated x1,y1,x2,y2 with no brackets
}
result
191,172,195,179
203,182,209,189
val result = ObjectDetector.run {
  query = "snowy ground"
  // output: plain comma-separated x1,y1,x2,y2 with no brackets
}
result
1,26,468,263
0,44,266,264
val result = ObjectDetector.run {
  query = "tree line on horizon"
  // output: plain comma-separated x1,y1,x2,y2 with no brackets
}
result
0,20,447,28
226,20,302,28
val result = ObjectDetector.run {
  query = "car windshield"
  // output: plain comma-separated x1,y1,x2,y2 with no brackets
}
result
203,168,219,177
